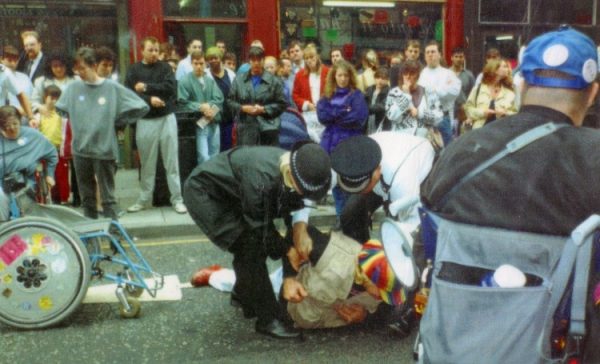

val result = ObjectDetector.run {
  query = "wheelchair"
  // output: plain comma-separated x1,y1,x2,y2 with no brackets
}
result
0,172,164,329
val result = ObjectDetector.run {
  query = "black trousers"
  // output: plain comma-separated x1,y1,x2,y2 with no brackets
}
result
340,192,384,244
228,227,284,325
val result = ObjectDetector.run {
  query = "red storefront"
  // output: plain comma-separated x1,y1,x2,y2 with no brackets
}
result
128,0,464,64
128,0,281,62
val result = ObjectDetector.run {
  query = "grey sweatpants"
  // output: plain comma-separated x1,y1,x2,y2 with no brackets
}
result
135,113,183,206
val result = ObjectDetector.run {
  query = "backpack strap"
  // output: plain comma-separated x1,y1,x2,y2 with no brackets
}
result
437,122,568,209
537,215,600,360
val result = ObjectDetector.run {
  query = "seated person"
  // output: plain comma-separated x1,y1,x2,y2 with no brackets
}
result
283,225,404,329
0,105,57,218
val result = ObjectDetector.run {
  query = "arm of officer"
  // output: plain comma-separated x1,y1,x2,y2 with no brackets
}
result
291,202,313,261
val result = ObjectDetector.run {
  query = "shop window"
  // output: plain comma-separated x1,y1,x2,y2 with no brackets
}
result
531,0,595,25
483,34,521,66
280,0,443,63
164,23,245,63
479,0,530,24
163,0,246,18
0,2,117,54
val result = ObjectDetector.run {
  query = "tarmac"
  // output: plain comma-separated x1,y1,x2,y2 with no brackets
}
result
114,168,342,240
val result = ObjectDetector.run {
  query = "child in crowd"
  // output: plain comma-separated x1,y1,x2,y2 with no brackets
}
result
34,85,70,204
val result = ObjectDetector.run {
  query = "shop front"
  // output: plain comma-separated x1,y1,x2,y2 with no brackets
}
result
278,0,455,63
464,0,600,74
130,0,464,65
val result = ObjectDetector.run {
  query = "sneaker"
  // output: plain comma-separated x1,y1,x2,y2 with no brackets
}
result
127,203,148,213
173,202,187,214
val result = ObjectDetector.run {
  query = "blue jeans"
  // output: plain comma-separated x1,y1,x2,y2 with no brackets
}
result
437,115,454,146
196,123,221,165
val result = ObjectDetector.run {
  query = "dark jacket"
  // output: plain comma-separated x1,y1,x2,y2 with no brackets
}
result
316,87,369,154
227,71,288,145
183,146,304,251
17,53,47,83
364,84,389,130
421,105,600,236
124,61,177,118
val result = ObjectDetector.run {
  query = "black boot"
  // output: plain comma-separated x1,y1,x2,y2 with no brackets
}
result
255,318,301,339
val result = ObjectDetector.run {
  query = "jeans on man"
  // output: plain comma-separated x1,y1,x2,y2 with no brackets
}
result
196,123,221,165
437,115,454,146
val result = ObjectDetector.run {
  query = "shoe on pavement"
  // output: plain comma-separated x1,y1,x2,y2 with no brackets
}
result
127,203,148,213
255,318,301,339
173,202,187,214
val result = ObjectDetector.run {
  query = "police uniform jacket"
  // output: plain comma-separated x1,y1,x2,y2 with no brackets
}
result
183,146,304,250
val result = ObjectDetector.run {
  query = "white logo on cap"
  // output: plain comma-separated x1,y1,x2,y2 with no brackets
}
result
543,44,569,67
582,59,598,83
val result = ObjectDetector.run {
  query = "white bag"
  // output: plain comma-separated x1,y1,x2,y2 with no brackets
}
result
303,111,324,143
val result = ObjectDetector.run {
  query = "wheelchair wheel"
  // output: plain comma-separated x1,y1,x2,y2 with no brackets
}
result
0,217,90,329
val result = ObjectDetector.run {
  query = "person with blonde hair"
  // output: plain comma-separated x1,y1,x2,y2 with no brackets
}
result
463,58,517,131
292,46,328,111
357,49,378,92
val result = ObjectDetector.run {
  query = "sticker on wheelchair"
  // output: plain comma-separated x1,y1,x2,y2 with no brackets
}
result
0,234,28,266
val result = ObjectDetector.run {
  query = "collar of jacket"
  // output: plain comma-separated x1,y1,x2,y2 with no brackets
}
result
519,105,575,126
242,70,273,85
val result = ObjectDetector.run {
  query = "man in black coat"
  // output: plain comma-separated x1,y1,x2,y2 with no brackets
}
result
184,142,331,339
228,46,287,146
16,30,47,84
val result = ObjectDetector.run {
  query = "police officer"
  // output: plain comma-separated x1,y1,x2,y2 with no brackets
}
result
184,142,331,339
330,132,435,243
420,26,600,361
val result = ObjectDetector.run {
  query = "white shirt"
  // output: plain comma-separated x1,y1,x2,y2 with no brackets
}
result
175,55,193,81
308,72,321,106
0,65,24,104
7,71,32,107
370,132,435,230
418,66,461,113
292,60,305,76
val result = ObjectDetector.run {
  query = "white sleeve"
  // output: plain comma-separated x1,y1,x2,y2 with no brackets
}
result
388,140,435,228
292,198,318,225
3,70,23,96
435,71,461,104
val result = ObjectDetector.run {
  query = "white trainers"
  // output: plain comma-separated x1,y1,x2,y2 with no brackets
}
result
173,202,187,214
127,203,148,213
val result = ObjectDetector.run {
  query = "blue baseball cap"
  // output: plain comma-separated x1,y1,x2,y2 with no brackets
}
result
521,25,598,89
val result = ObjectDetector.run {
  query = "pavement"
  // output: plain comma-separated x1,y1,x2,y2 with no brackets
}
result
114,168,342,239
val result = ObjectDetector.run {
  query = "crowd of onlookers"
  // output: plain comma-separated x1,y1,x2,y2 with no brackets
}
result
0,29,523,220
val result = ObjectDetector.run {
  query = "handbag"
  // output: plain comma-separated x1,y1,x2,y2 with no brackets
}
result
426,127,444,153
256,115,280,133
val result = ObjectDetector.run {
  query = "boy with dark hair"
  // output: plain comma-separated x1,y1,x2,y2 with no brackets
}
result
56,47,149,219
95,46,117,79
